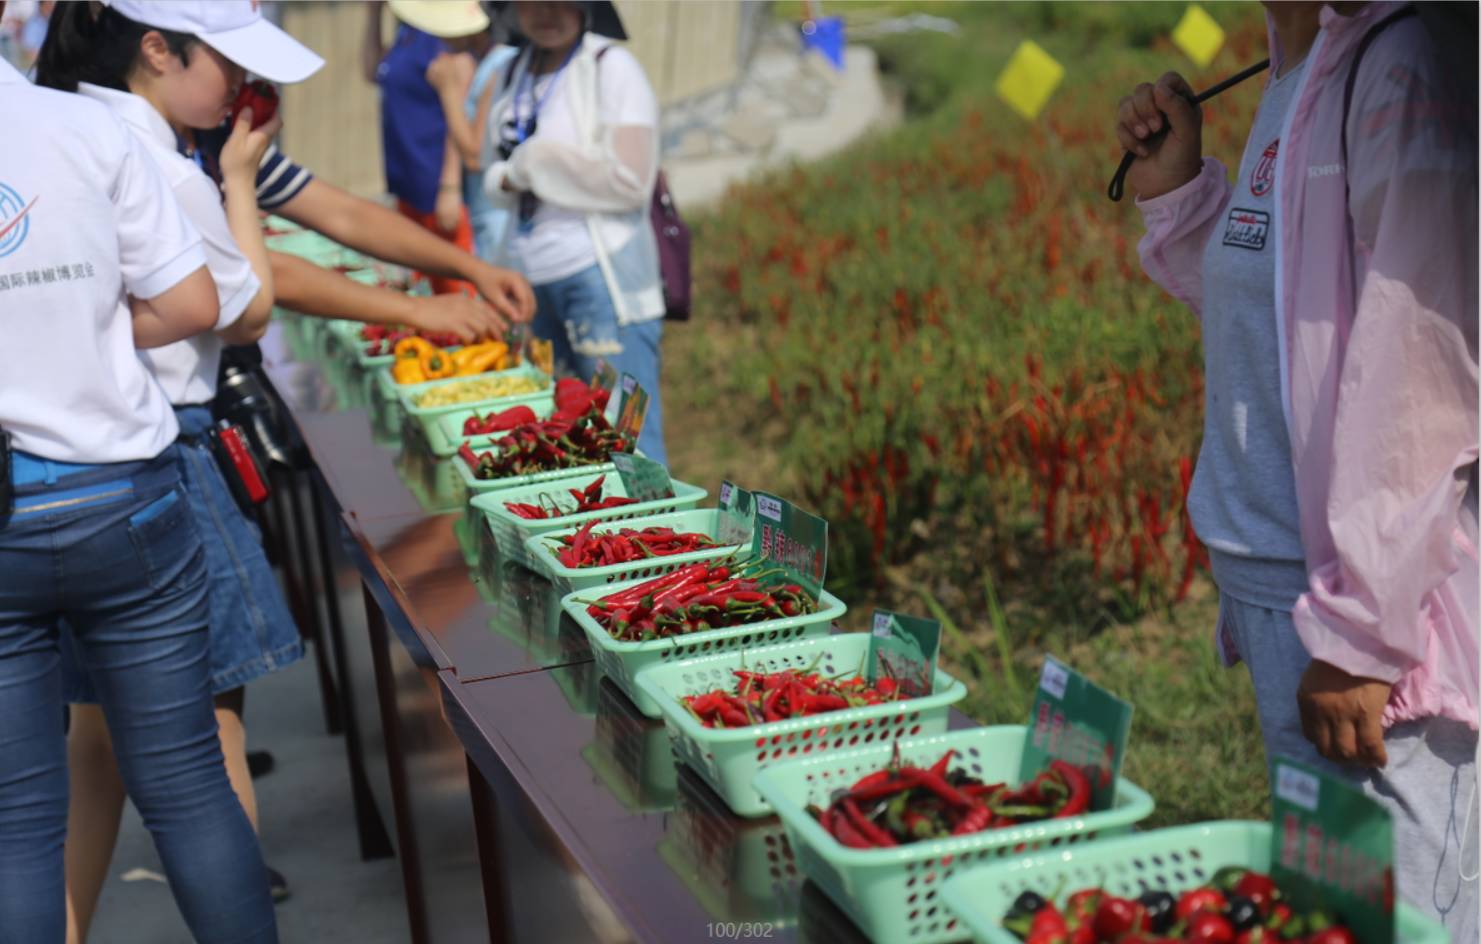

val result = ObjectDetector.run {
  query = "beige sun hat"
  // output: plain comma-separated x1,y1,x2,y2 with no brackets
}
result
387,0,490,39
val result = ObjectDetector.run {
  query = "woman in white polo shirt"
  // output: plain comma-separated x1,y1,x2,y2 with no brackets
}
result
33,0,321,934
0,15,279,943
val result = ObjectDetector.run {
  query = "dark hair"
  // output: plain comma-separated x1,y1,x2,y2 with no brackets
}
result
35,2,198,93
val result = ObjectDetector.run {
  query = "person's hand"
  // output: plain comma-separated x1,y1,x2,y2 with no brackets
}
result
404,291,509,343
426,51,476,96
1115,71,1203,200
1297,660,1393,768
219,107,283,189
469,263,536,324
434,187,462,234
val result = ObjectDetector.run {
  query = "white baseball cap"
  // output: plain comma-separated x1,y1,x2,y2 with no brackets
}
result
102,0,325,84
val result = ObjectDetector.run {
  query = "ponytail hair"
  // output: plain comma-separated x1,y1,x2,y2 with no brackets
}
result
35,1,198,94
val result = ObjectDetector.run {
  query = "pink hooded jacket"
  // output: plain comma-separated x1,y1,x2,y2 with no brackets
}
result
1136,2,1478,729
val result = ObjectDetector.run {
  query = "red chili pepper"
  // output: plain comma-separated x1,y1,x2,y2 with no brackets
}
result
928,749,956,778
1048,760,1091,817
229,80,278,129
951,804,993,835
840,798,897,847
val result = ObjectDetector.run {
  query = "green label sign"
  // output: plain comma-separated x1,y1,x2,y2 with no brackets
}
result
1270,758,1395,944
716,481,754,548
592,359,619,393
868,610,942,698
613,373,650,444
610,452,673,503
600,364,624,425
1018,656,1133,812
750,492,827,599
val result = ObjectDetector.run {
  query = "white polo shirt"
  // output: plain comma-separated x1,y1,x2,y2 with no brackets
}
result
78,84,259,407
0,58,207,463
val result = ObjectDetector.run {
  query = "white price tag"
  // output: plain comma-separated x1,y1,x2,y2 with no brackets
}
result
1275,764,1320,812
756,495,783,522
1039,658,1069,699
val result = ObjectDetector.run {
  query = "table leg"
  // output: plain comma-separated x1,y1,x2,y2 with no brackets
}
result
365,582,431,944
467,756,512,944
281,465,342,736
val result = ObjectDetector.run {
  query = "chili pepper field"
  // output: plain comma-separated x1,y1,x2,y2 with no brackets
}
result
662,2,1272,827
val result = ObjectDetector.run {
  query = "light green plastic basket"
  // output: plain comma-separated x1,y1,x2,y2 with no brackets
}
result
940,820,1450,944
452,444,622,499
581,680,678,812
656,771,801,926
326,320,448,371
551,628,601,716
657,770,805,924
635,633,967,818
263,229,365,269
424,394,557,459
563,579,846,719
473,475,707,569
750,725,1156,944
524,508,746,595
385,363,552,444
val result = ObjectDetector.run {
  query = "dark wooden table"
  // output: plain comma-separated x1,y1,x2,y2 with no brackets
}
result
256,318,956,943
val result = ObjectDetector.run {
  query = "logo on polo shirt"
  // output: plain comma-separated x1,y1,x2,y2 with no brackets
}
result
1251,139,1278,197
0,182,37,259
1222,207,1269,251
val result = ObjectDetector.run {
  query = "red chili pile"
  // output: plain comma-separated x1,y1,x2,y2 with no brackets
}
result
550,522,717,568
502,475,637,520
583,562,817,642
458,406,627,480
359,324,462,357
463,404,539,437
458,380,626,480
1004,868,1353,944
809,752,1089,848
683,667,901,728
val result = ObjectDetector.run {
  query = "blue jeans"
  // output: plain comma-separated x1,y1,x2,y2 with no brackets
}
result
532,263,667,466
62,406,302,699
0,448,276,943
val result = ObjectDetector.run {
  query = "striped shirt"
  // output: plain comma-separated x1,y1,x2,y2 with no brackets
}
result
191,128,314,211
254,144,313,210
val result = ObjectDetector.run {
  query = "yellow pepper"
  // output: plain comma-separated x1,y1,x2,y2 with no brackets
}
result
496,351,519,370
419,347,457,380
455,348,506,377
391,358,426,385
394,337,435,361
451,341,504,371
525,338,553,375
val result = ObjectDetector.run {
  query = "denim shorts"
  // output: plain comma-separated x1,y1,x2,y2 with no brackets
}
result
62,405,302,699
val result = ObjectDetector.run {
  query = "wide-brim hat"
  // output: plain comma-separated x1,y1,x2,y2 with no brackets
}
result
388,0,491,39
492,1,627,41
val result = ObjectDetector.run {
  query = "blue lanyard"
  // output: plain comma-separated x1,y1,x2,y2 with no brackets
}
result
513,43,579,143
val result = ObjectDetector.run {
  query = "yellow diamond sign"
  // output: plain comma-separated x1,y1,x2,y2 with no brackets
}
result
1172,4,1225,69
995,40,1064,122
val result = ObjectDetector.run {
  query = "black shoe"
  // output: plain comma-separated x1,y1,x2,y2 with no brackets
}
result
247,750,276,780
268,866,291,904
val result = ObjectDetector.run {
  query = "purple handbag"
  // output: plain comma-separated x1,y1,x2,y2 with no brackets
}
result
650,170,691,321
